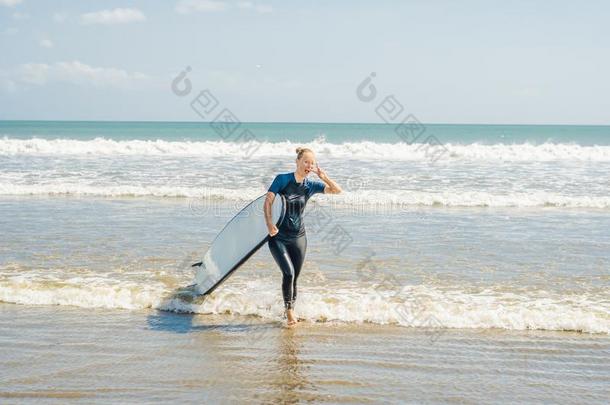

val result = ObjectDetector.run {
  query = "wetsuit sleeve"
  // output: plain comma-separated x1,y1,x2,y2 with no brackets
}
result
307,180,326,198
268,174,288,195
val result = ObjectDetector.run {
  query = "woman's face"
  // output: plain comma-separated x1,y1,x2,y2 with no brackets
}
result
297,152,316,176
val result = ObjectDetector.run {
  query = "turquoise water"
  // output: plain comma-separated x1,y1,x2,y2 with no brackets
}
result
1,120,609,145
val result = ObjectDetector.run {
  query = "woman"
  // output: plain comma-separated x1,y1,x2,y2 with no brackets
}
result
264,147,342,326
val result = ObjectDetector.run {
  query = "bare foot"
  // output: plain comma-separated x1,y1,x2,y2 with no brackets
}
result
286,309,297,326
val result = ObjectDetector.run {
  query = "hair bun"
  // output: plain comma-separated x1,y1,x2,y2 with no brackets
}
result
295,146,313,158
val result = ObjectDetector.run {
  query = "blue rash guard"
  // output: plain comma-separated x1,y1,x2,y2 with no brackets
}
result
268,172,326,239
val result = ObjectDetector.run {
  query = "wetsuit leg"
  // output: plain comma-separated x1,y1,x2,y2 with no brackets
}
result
268,235,307,309
285,235,307,304
268,237,296,309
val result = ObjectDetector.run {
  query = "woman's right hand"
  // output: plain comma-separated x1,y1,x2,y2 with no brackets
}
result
268,224,279,237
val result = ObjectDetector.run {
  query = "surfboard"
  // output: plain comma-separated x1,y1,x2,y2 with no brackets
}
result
192,194,285,296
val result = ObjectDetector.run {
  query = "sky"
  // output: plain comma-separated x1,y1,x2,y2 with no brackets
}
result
0,0,608,124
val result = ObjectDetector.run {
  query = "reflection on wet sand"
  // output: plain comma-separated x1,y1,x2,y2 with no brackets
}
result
265,328,315,404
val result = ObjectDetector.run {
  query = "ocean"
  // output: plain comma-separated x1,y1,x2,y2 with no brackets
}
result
1,120,609,403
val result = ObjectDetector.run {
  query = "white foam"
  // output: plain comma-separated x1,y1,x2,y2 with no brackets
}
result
2,137,610,161
180,283,610,334
1,182,608,209
332,190,610,209
0,182,255,200
1,277,608,334
0,277,165,310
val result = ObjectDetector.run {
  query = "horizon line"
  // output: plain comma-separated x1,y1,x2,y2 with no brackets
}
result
0,119,609,127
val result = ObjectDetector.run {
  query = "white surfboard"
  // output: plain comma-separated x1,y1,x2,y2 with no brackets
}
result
192,194,285,296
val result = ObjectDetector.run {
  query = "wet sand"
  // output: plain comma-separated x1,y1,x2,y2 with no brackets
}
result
1,303,608,404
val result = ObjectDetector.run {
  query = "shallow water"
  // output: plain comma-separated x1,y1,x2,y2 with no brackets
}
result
1,197,608,334
1,304,608,404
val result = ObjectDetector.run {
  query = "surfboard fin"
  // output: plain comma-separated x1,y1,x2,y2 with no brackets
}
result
191,261,203,267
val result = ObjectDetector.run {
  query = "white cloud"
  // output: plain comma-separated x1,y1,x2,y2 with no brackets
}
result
53,12,68,23
237,2,273,13
12,11,29,19
20,63,49,85
80,8,146,25
254,4,273,14
2,27,18,35
0,68,18,93
0,0,23,7
1,79,17,93
176,0,227,14
177,1,273,14
40,39,53,48
12,61,149,88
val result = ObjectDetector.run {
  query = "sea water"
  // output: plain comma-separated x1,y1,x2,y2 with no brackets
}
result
1,121,609,402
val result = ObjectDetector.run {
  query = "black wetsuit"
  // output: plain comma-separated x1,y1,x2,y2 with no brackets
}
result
267,172,325,309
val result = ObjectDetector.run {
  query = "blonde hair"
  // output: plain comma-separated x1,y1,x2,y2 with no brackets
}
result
296,147,314,159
